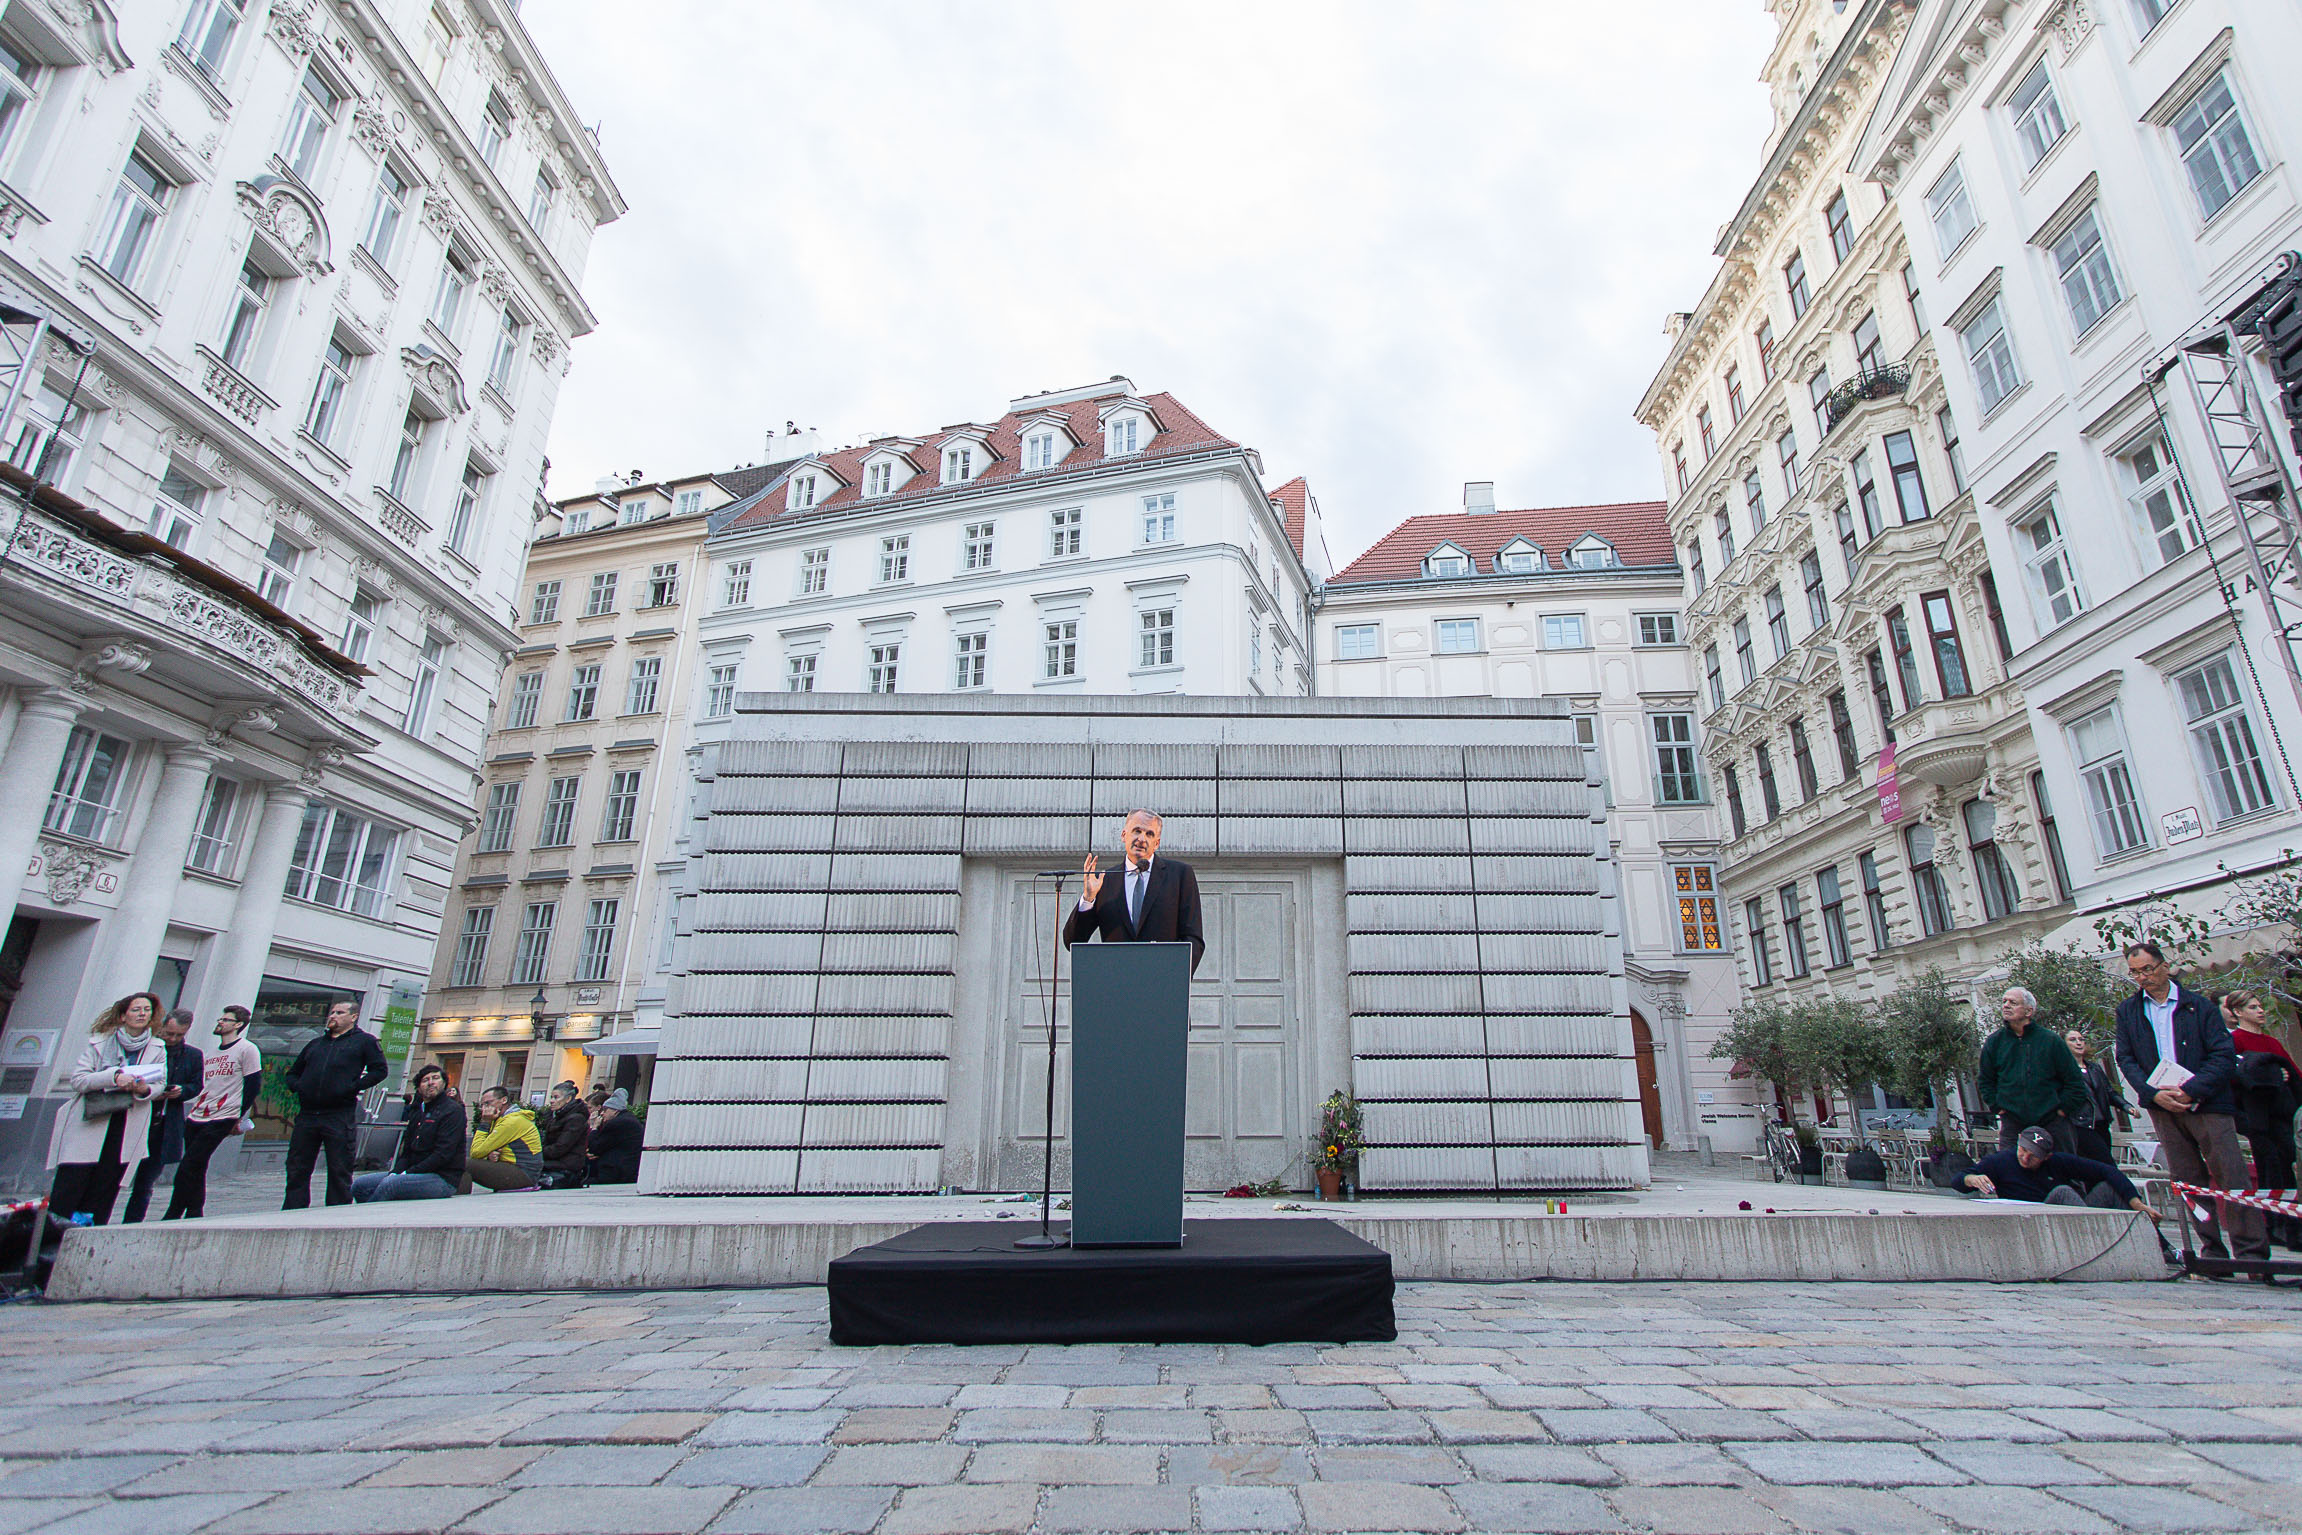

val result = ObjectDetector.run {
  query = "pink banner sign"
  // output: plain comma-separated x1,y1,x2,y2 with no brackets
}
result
1877,742,1902,824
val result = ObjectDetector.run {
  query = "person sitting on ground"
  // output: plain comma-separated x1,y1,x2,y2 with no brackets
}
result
352,1064,466,1201
1960,1125,2158,1219
1978,987,2086,1154
538,1080,589,1189
2064,1028,2132,1167
457,1086,540,1194
586,1089,643,1184
585,1082,610,1131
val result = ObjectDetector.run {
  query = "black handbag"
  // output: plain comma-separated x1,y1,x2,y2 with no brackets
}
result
80,1090,133,1120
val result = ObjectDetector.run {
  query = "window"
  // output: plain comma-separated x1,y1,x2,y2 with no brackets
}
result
1801,551,1828,630
527,168,556,233
1778,429,1801,496
219,254,270,370
643,562,678,608
1672,442,1689,492
257,531,301,609
2053,206,2123,335
486,307,522,396
177,0,245,77
1756,320,1777,381
2172,72,2261,221
962,523,995,570
1714,505,1736,565
799,547,829,595
867,643,900,694
1829,690,1861,778
1427,547,1471,577
449,905,494,988
1043,620,1078,680
508,901,555,988
1818,868,1851,968
1755,743,1781,820
1825,190,1855,264
621,497,648,531
600,770,640,842
431,249,472,337
1789,717,1818,801
786,653,817,693
1724,765,1748,837
721,560,753,608
1653,714,1702,804
150,464,206,551
676,488,704,517
624,655,661,715
1573,714,1604,798
1048,507,1082,559
565,663,600,722
504,671,541,729
530,581,562,624
952,631,988,689
1867,649,1899,743
1884,430,1930,523
285,804,398,918
1922,591,1970,698
279,66,341,181
1981,571,2013,665
1726,366,1746,423
1024,431,1060,470
943,445,974,483
874,536,910,586
1734,616,1756,686
1744,470,1767,532
479,781,520,853
1860,850,1892,950
447,462,486,557
1886,607,1924,711
537,777,580,847
388,407,427,503
1853,310,1884,375
45,727,130,842
336,588,380,666
403,634,445,735
1704,644,1724,710
1498,546,1540,575
789,473,819,510
100,149,176,282
2010,61,2069,170
1542,614,1587,650
1961,296,2021,413
477,91,511,168
1688,544,1706,595
1808,367,1832,425
2072,705,2148,856
1673,865,1724,952
1765,586,1789,659
1140,609,1175,669
1836,502,1860,576
574,899,618,983
1637,614,1679,646
1697,405,1717,458
1784,250,1811,318
1906,824,1954,936
1779,883,1810,977
2033,770,2073,902
705,662,738,717
1853,450,1883,540
1965,798,2021,921
2120,433,2200,564
1436,618,1480,654
1107,416,1139,456
584,572,618,617
1336,623,1379,661
1939,407,1966,494
2130,0,2170,31
2178,653,2276,823
1745,897,1773,985
363,161,410,266
1903,260,1925,329
1247,620,1262,679
1926,160,1978,258
305,337,354,445
2019,501,2083,628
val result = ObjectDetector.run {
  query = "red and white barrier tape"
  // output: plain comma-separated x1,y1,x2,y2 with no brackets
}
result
2171,1182,2302,1218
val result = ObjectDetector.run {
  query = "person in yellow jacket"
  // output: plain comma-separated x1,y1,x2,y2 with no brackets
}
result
457,1085,541,1194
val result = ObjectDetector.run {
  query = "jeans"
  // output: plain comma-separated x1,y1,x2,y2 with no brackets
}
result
163,1120,238,1220
458,1160,537,1195
352,1171,457,1201
284,1106,357,1209
2045,1182,2125,1209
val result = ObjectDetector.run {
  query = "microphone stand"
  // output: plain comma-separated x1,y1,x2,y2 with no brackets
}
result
1016,869,1072,1250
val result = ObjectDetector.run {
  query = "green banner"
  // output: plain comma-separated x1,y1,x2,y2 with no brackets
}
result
378,979,421,1092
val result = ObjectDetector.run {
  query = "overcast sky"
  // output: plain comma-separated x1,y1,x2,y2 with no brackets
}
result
525,2,1778,567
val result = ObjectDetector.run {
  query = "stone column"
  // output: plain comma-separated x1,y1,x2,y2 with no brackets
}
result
97,744,221,1006
184,780,310,1032
0,689,86,913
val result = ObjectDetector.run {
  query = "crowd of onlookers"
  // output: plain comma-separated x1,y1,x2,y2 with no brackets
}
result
43,992,644,1225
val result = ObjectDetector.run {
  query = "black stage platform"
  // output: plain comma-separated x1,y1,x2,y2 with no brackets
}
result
827,1218,1397,1346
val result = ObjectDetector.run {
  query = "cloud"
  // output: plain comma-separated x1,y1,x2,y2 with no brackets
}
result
525,1,1775,563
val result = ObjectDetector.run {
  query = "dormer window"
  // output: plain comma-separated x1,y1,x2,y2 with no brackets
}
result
1496,541,1543,575
1107,416,1140,456
1024,431,1063,471
866,461,892,496
790,472,820,510
1426,545,1472,578
1567,537,1619,570
943,446,974,483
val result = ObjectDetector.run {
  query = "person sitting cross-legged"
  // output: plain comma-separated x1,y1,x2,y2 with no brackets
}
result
352,1064,465,1201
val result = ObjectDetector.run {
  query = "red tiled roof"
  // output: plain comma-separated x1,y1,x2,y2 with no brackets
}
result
1329,501,1676,584
722,388,1240,530
1267,476,1311,559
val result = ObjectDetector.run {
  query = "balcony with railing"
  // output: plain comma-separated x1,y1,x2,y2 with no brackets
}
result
1820,364,1910,436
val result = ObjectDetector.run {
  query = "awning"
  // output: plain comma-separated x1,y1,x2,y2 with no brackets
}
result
582,1028,659,1058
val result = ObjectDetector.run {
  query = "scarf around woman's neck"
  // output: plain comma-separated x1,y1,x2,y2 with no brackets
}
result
117,1028,151,1053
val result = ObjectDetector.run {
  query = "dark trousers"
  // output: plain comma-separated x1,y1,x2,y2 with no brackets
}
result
2071,1123,2118,1166
1997,1112,2076,1155
2246,1130,2301,1247
48,1109,131,1224
163,1120,237,1220
120,1154,169,1224
457,1160,536,1196
2150,1107,2268,1260
2046,1182,2126,1209
284,1107,357,1209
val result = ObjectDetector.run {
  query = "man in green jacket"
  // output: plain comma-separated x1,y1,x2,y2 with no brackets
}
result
1979,986,2086,1154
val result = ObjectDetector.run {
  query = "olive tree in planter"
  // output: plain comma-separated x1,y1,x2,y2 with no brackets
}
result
1784,996,1892,1184
1880,967,1982,1176
1708,997,1822,1181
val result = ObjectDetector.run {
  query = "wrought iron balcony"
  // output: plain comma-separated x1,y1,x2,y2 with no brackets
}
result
1821,364,1910,436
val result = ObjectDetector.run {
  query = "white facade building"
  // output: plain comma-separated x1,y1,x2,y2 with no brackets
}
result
0,0,617,1181
1315,487,1756,1153
1857,0,2302,929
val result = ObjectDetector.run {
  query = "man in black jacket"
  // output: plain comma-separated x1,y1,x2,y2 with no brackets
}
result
1960,1125,2159,1216
586,1089,643,1184
122,1008,202,1223
283,1000,388,1209
352,1065,465,1200
2114,943,2267,1270
1063,811,1206,974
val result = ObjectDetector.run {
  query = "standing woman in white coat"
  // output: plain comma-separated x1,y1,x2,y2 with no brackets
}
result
47,992,165,1225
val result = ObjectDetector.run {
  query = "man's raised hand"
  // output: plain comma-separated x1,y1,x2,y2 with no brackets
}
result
1083,851,1103,904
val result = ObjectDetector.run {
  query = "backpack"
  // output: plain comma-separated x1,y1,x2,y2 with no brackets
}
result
2235,1052,2298,1138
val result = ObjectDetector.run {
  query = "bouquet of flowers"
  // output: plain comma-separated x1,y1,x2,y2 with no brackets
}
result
1311,1090,1364,1171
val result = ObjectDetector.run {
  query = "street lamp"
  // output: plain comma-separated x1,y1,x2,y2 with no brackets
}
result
530,985,554,1043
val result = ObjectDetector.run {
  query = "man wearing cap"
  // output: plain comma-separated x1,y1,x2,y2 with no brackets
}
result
1959,1125,2158,1219
586,1088,643,1184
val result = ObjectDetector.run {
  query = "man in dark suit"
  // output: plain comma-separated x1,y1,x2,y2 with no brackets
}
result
1064,810,1205,974
2114,941,2269,1273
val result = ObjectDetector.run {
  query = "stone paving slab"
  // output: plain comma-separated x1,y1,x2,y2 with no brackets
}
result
0,1279,2294,1532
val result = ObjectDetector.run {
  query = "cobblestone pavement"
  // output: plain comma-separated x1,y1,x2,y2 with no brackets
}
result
0,1278,2295,1534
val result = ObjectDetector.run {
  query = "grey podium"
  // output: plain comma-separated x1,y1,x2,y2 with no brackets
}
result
1068,940,1192,1247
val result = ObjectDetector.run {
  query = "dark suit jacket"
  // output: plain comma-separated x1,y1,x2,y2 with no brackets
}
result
1061,856,1205,974
2115,983,2238,1119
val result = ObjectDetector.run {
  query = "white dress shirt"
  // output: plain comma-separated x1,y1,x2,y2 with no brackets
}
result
1079,857,1152,923
2145,982,2181,1069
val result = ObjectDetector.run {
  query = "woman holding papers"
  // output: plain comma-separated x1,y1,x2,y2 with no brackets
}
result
46,991,167,1226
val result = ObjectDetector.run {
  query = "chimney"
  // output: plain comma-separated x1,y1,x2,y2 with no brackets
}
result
593,474,619,494
1464,481,1496,516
